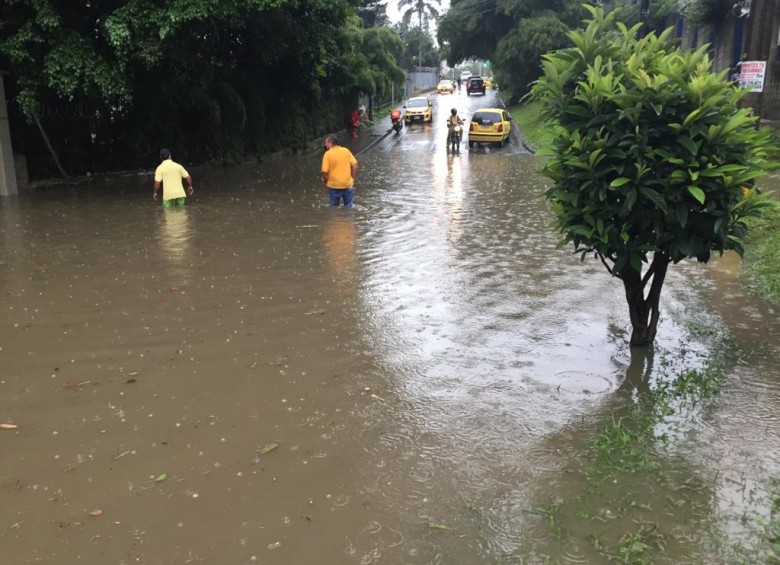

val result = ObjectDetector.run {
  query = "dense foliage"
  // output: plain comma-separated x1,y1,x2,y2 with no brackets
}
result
438,0,585,100
531,5,773,345
683,0,744,29
438,0,686,101
0,0,405,178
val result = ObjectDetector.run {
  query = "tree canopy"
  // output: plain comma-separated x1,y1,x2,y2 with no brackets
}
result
0,0,406,178
438,0,585,99
531,5,773,345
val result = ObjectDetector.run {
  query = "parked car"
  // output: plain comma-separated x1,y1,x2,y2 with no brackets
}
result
404,96,433,123
468,108,511,147
437,80,454,94
466,76,486,96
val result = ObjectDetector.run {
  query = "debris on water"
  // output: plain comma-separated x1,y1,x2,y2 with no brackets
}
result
257,441,280,454
154,473,168,482
169,285,180,292
88,509,103,516
0,423,18,429
126,378,137,384
63,380,91,388
304,309,326,316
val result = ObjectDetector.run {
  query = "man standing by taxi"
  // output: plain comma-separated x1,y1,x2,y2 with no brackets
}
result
153,148,193,207
320,135,358,207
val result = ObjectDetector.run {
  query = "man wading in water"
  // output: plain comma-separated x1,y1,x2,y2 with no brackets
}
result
153,148,194,207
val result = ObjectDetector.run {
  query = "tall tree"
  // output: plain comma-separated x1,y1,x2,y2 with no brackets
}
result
438,0,583,98
531,6,772,346
396,24,438,68
397,0,442,29
357,0,391,27
396,0,442,67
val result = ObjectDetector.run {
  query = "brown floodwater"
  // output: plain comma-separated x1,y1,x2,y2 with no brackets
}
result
2,91,780,564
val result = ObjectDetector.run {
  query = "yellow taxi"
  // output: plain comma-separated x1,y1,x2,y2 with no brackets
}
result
468,108,511,147
437,80,454,94
404,96,433,124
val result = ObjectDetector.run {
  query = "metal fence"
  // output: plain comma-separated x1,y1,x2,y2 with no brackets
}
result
371,69,439,115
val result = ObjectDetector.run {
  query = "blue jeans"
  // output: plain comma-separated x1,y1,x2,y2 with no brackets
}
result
328,188,354,207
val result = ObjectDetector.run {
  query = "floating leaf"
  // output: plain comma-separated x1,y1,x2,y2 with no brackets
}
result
427,522,452,530
0,423,18,429
169,285,180,293
154,473,168,482
63,381,78,388
257,441,280,454
88,509,103,516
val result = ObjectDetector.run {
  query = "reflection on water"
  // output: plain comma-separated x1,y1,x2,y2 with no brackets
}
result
157,206,192,281
323,211,357,282
1,152,779,564
431,153,465,245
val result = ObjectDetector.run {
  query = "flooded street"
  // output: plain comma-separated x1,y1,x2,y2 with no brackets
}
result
2,90,780,564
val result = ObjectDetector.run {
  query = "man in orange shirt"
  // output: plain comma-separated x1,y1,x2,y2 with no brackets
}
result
320,135,358,207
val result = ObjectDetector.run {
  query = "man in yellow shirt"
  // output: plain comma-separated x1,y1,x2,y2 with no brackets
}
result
320,135,358,207
153,148,194,207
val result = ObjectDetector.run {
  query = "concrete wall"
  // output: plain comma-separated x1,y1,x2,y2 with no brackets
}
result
0,72,19,196
407,69,438,97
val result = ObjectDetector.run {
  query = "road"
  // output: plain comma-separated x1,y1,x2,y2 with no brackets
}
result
364,87,532,156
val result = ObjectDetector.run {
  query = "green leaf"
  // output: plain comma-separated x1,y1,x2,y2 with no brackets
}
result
154,473,168,482
639,187,669,214
609,177,631,188
257,441,281,454
628,253,643,272
687,186,705,204
677,136,698,155
682,109,701,126
675,204,688,227
589,149,604,169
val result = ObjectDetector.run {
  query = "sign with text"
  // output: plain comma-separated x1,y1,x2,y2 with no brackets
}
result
738,60,766,92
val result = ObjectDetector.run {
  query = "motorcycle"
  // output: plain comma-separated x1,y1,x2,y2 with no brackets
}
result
448,122,462,153
390,109,403,134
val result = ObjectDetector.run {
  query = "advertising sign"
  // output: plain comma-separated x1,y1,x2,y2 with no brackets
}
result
738,60,766,92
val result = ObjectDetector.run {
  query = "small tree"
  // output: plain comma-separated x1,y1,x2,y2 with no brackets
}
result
531,6,772,346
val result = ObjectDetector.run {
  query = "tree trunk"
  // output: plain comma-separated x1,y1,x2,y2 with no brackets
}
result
34,114,68,183
621,252,670,346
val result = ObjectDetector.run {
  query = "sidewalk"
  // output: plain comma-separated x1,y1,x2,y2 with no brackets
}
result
341,109,405,156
